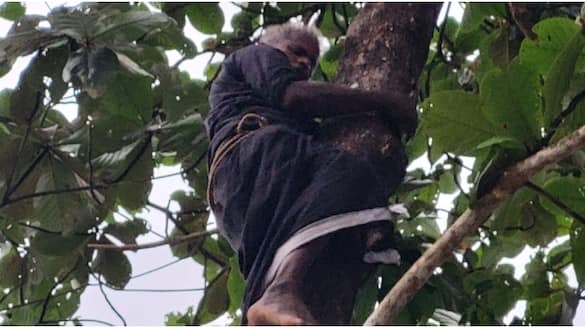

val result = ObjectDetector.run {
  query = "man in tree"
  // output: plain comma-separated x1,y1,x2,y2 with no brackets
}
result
205,23,416,325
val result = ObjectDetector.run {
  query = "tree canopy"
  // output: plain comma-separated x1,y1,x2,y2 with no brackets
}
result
0,2,585,325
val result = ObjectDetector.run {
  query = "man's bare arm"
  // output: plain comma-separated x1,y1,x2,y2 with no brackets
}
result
282,81,417,138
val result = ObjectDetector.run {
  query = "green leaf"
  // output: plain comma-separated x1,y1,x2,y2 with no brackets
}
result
550,73,585,142
543,28,585,128
480,61,542,147
0,15,65,77
521,203,558,247
547,239,572,270
438,170,458,194
204,62,220,81
141,25,197,58
63,47,120,99
104,218,148,245
459,3,506,34
487,26,521,69
227,257,244,314
94,10,173,43
114,142,154,211
92,247,132,289
320,43,342,80
0,246,21,287
162,80,208,121
92,138,144,168
352,272,378,324
30,233,89,256
320,7,345,38
541,176,585,215
520,18,585,75
570,221,585,286
102,74,153,123
422,91,499,155
165,306,195,326
0,2,25,20
186,3,224,35
231,12,253,37
34,156,102,233
525,291,564,324
194,270,229,324
277,3,302,16
0,88,11,117
521,253,550,300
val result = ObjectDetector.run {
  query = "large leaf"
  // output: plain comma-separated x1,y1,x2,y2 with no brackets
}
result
480,61,542,147
193,269,229,324
352,271,379,324
227,256,244,314
162,79,208,121
0,15,65,77
520,18,585,75
0,2,25,21
34,155,101,233
422,91,500,155
551,73,585,142
102,74,153,123
30,232,89,256
320,6,345,38
48,8,102,40
112,141,154,211
92,246,132,289
103,218,148,245
63,46,120,99
541,176,585,215
542,27,585,128
94,10,173,43
186,3,224,35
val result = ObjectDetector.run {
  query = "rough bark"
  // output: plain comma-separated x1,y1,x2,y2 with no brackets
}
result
319,3,440,162
365,123,585,325
304,3,441,324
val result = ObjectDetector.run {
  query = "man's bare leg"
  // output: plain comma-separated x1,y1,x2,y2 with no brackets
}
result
247,237,329,325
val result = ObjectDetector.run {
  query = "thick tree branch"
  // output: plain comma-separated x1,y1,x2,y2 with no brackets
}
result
87,229,218,251
365,122,585,325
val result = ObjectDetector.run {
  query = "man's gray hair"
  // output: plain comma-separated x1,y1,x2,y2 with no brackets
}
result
260,23,319,47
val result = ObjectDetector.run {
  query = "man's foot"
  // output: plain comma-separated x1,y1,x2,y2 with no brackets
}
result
247,283,317,325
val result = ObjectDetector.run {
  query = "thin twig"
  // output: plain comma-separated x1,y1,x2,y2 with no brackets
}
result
94,273,127,326
130,246,200,279
87,121,103,205
525,181,585,225
543,89,585,146
3,95,39,202
87,229,218,251
17,222,93,236
89,284,205,293
5,146,49,199
436,2,453,66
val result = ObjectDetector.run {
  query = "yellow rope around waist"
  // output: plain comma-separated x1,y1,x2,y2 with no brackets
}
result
207,113,269,206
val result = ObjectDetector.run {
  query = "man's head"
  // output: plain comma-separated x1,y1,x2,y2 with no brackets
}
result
260,23,320,80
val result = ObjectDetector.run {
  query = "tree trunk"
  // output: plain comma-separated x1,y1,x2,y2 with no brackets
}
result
305,3,441,324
